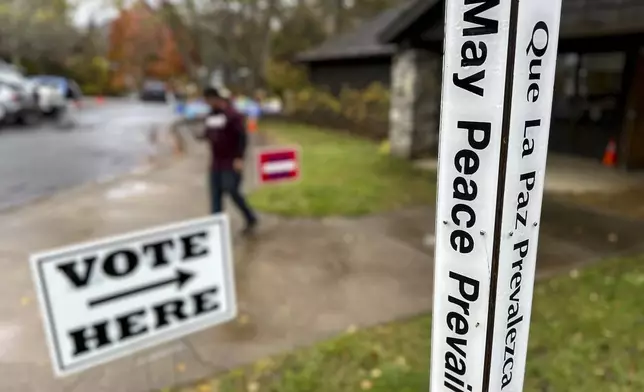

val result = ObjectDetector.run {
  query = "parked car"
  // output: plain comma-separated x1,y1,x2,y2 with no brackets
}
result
0,82,20,125
0,79,40,126
0,63,45,125
29,77,66,115
140,80,168,102
30,76,82,112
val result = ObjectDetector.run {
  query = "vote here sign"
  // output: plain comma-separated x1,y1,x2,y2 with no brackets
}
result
30,214,237,377
430,1,562,392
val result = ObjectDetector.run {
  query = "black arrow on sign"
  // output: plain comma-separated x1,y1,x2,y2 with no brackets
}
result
88,269,195,308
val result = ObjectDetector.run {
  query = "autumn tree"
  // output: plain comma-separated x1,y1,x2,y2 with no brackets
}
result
103,0,406,92
0,0,79,67
107,0,187,90
271,5,327,61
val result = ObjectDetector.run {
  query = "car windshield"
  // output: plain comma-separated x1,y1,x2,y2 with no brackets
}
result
144,81,165,90
0,70,26,86
32,77,65,87
0,79,23,91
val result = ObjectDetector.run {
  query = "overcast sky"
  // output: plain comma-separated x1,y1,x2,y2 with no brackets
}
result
73,0,118,27
72,0,292,27
73,0,166,27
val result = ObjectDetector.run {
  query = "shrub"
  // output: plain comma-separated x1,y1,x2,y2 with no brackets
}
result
266,60,309,96
283,82,390,139
291,86,341,115
66,55,113,95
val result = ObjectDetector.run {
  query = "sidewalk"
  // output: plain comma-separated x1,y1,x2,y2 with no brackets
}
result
0,128,643,392
0,130,432,392
415,153,644,195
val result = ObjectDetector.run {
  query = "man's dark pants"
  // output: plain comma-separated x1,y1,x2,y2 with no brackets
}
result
209,170,257,225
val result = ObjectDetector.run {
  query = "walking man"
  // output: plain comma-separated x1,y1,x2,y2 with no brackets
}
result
200,87,258,235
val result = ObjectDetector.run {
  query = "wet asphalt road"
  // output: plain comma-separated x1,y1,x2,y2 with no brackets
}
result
0,99,177,211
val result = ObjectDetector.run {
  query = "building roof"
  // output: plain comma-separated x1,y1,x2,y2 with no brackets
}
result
378,0,440,43
558,0,644,39
296,1,416,63
299,0,644,64
381,0,644,44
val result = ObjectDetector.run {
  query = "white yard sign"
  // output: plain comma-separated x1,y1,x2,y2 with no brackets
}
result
30,214,237,377
431,1,562,392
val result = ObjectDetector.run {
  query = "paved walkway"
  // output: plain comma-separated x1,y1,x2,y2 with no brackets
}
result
415,154,644,195
0,128,643,392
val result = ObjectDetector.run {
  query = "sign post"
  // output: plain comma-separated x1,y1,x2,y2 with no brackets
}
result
30,214,237,377
430,1,562,392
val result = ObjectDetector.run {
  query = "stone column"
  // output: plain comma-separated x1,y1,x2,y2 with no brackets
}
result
388,48,441,159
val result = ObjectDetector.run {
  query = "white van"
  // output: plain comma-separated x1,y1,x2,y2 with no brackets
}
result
0,64,41,125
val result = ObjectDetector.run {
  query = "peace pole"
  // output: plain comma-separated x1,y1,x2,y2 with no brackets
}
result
430,1,563,391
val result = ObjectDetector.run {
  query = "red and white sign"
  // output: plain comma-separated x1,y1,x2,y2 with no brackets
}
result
256,146,300,184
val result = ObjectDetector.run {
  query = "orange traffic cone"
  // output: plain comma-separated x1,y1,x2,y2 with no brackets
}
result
247,118,258,134
172,132,184,157
602,138,617,167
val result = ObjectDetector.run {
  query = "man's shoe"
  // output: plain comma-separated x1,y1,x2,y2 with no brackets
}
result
241,220,258,236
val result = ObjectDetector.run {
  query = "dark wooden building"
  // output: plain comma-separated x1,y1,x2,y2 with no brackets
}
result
300,0,644,170
295,2,416,94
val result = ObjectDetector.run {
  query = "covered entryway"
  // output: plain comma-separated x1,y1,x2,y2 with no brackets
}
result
380,0,644,170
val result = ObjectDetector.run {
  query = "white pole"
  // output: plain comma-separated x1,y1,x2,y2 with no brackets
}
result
430,1,563,392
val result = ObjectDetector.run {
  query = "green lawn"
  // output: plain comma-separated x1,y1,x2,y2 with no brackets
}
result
175,255,644,392
248,122,436,217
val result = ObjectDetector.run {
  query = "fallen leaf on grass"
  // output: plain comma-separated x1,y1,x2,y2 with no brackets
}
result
360,379,373,390
247,381,260,392
254,358,275,374
395,356,408,368
370,368,382,378
176,363,186,373
634,274,644,285
637,341,644,352
346,325,358,334
593,367,606,377
569,269,580,279
572,332,583,344
197,383,212,392
238,314,250,325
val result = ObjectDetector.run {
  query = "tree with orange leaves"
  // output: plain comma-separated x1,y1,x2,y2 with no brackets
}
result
107,0,188,91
